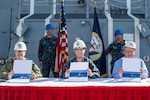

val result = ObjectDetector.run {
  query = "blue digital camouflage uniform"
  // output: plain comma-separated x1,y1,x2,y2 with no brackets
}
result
105,40,125,74
0,58,42,80
59,57,100,78
38,35,58,77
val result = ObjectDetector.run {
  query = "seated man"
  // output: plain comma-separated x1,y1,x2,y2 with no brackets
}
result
59,38,100,78
0,41,42,80
112,41,149,79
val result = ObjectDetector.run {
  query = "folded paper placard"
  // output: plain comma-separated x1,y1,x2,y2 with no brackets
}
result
68,62,89,82
7,60,32,83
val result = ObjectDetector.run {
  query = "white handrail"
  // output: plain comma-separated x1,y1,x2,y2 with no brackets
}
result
16,0,35,41
127,0,140,57
104,0,113,78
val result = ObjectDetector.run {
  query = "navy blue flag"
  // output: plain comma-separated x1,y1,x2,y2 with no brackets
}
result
89,6,107,77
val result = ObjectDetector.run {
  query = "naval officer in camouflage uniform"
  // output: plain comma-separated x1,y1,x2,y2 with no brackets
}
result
0,41,42,80
60,39,100,78
105,29,126,74
38,24,58,77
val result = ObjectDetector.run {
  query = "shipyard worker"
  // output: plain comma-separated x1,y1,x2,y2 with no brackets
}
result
105,29,126,74
38,23,58,78
0,41,42,80
59,38,100,78
112,41,149,78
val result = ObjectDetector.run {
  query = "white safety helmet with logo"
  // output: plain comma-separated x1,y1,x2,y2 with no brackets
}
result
73,38,86,49
14,41,27,51
125,41,136,50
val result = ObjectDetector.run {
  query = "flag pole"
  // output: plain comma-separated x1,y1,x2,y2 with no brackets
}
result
61,0,64,3
93,3,96,8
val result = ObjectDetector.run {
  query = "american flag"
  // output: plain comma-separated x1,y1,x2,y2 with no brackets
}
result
55,0,68,73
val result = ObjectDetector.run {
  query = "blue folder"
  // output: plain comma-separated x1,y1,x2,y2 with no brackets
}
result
68,70,88,81
69,70,88,77
122,72,140,78
12,73,31,79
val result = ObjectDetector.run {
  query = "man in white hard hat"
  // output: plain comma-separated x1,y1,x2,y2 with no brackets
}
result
0,41,42,80
59,38,100,78
14,41,27,60
112,41,149,78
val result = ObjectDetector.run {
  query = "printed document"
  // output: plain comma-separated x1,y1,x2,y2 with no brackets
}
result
68,62,89,82
121,58,141,82
7,60,33,83
70,62,89,70
122,58,141,72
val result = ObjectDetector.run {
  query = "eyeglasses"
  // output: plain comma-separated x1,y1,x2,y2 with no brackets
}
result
17,50,26,52
74,48,85,50
124,50,135,53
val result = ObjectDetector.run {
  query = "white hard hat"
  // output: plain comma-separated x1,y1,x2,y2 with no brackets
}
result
73,38,86,49
125,41,136,49
14,41,27,51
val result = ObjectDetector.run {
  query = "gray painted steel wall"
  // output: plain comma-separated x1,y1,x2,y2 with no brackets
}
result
0,0,150,76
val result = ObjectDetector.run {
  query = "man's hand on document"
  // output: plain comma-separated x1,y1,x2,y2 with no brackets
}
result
8,70,14,79
87,68,92,77
118,68,123,78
